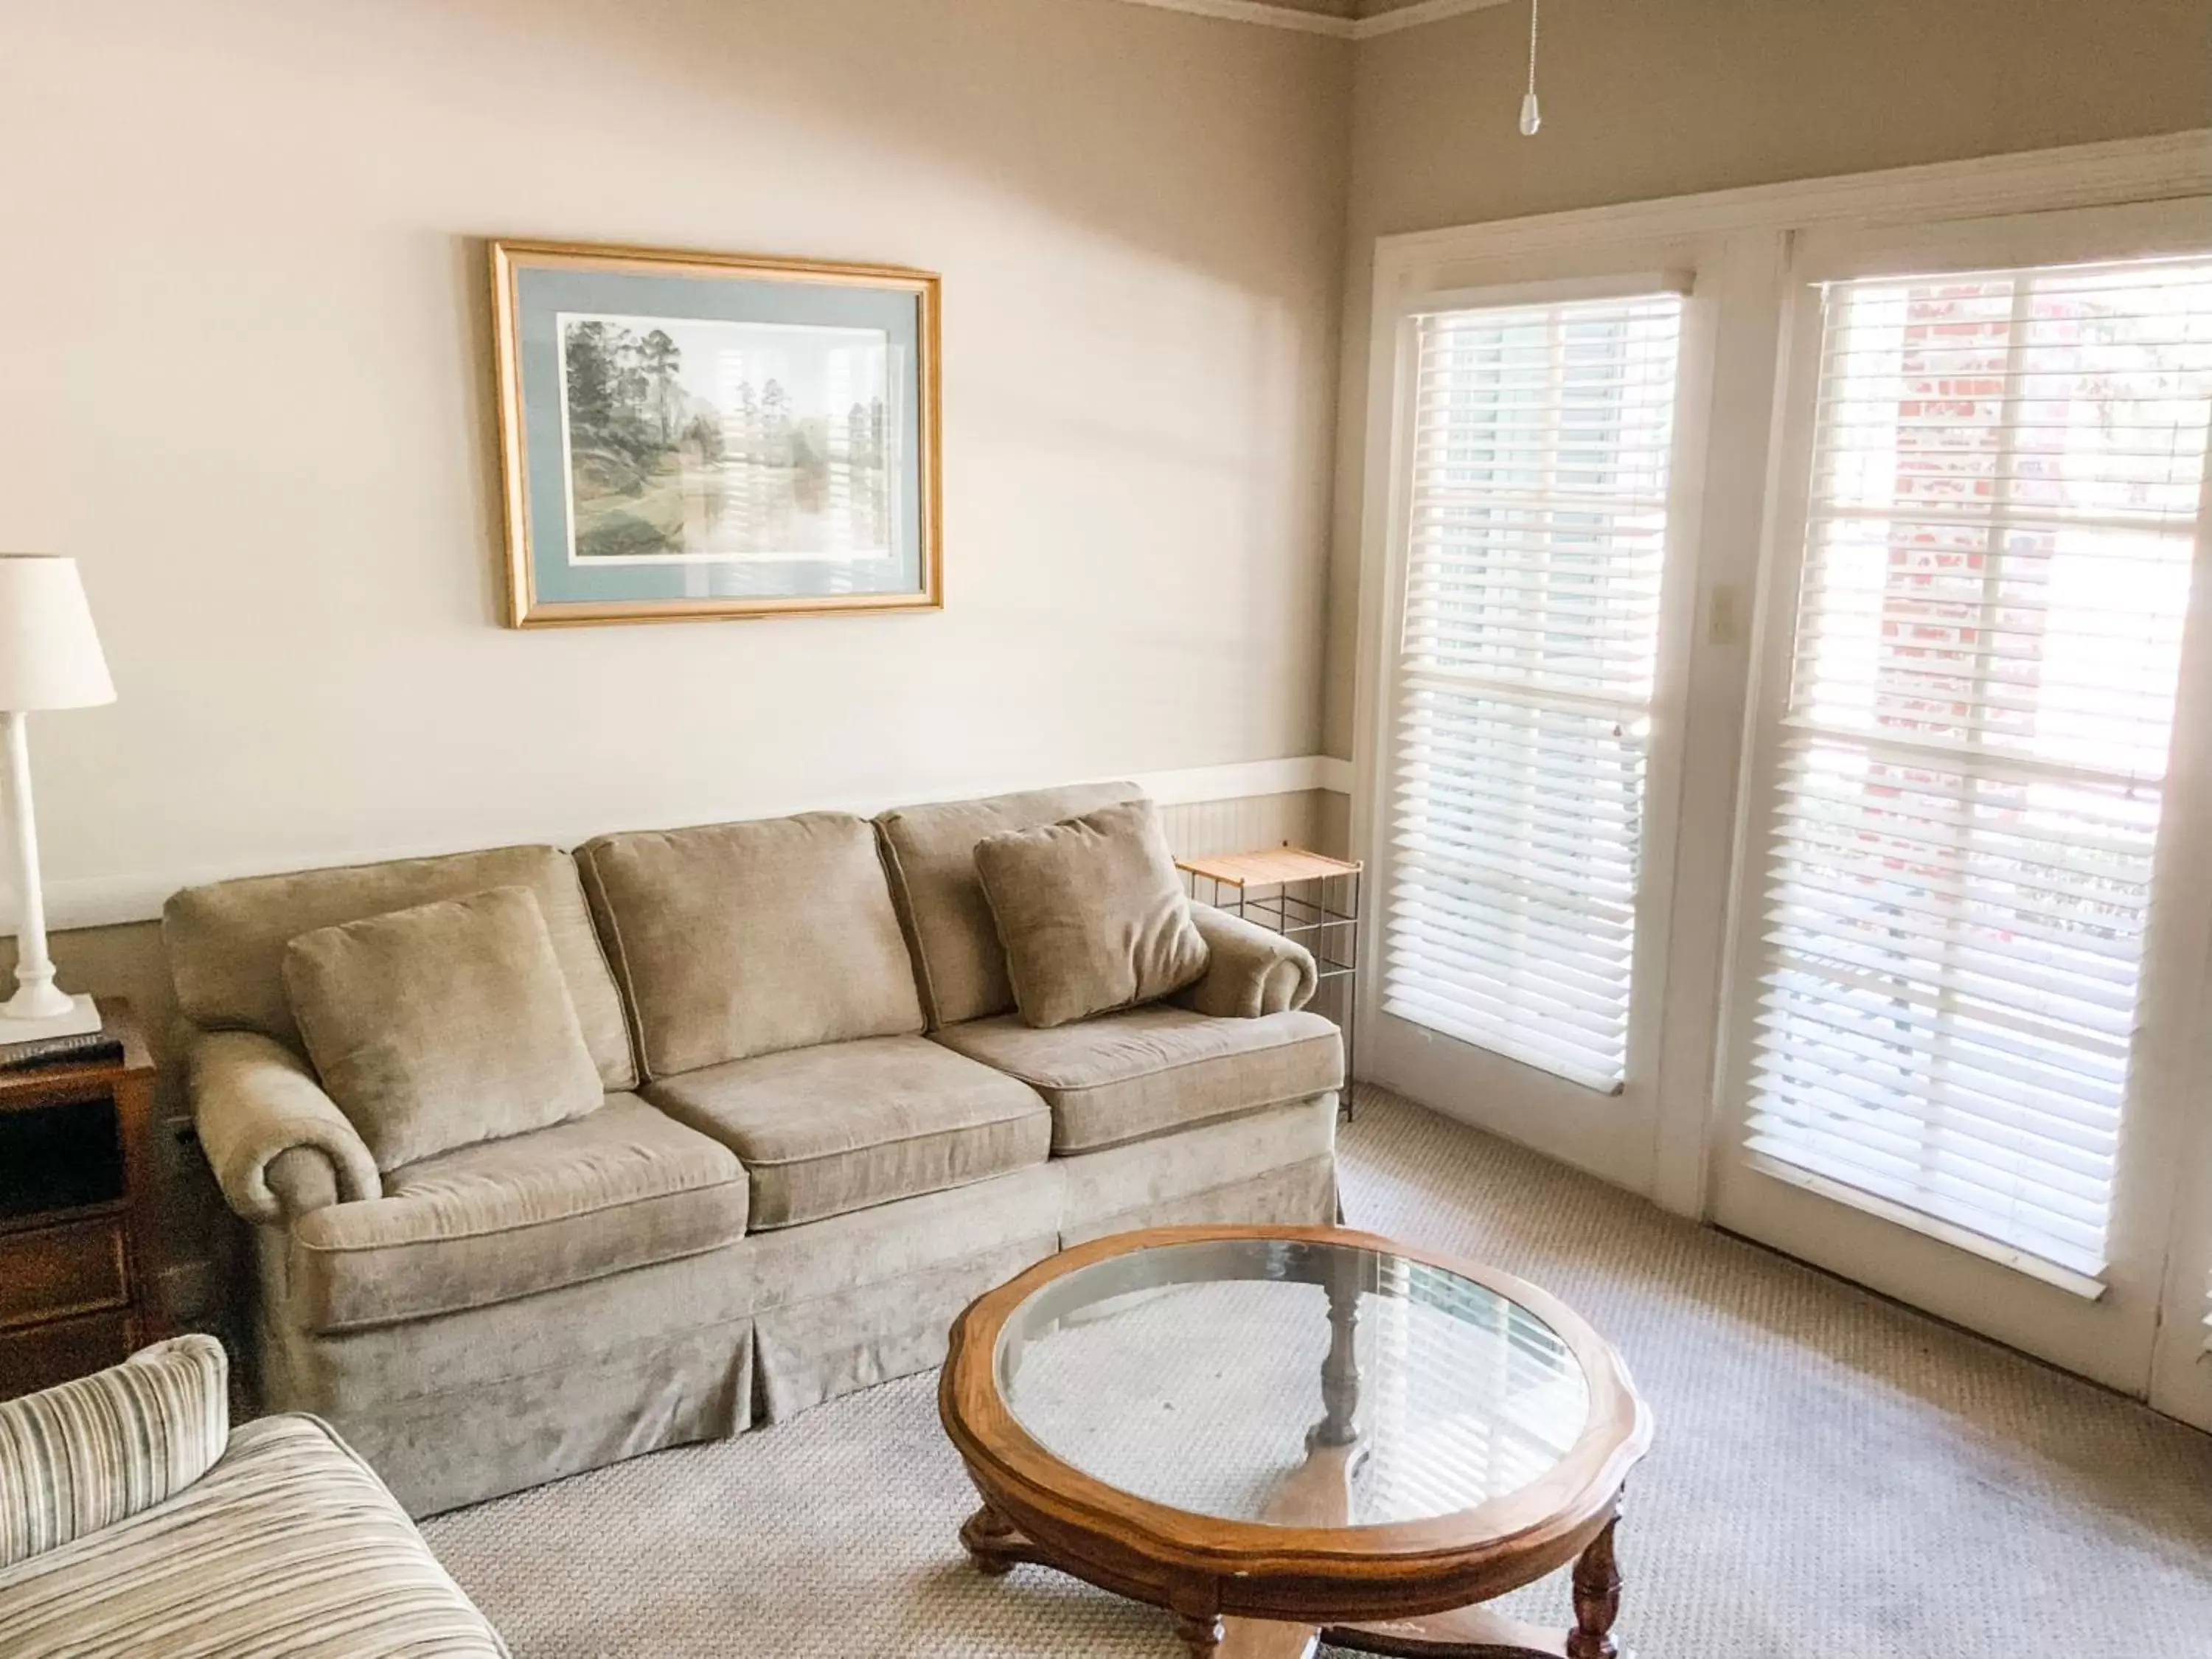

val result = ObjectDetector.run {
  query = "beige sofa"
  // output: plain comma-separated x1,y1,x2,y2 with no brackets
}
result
167,782,1343,1516
0,1335,503,1658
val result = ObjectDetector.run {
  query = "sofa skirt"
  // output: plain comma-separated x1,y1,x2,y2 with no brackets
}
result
255,1238,759,1517
257,1093,1339,1516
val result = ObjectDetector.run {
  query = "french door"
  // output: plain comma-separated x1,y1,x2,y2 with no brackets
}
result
1355,173,2212,1425
1359,271,1706,1194
1710,204,2212,1413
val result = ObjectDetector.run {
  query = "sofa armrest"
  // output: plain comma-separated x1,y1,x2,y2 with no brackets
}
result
0,1334,229,1570
190,1029,380,1225
1174,903,1320,1018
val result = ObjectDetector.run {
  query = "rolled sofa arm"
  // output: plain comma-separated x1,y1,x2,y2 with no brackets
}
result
0,1334,229,1569
1175,904,1320,1018
189,1029,380,1225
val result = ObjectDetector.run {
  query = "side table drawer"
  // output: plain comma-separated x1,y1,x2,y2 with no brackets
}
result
0,1310,136,1401
0,1217,130,1330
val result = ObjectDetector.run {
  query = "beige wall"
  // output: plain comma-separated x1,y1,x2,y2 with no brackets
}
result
0,0,1349,911
12,0,2205,1321
0,0,1351,1327
1323,0,2212,754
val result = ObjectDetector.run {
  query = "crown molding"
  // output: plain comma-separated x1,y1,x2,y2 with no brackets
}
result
1353,0,1514,40
1106,0,1357,38
1099,0,1514,41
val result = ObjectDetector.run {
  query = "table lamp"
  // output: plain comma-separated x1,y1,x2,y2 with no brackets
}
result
0,554,114,1040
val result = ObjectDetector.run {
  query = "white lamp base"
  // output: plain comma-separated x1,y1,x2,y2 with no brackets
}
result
0,992,102,1042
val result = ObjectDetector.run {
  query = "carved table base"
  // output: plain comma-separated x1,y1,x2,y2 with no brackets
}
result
958,1504,1048,1577
1321,1518,1621,1655
959,1507,1628,1659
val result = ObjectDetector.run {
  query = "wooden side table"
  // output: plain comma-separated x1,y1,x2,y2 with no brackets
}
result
1178,847,1361,1116
0,998,165,1399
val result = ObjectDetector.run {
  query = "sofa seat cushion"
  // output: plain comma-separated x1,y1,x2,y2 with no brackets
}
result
931,1006,1343,1155
287,1095,748,1334
0,1414,506,1658
643,1036,1051,1230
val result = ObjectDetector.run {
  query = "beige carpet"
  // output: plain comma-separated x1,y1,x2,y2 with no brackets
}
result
422,1088,2212,1658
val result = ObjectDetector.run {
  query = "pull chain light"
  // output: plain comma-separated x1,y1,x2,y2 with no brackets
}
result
1519,0,1542,136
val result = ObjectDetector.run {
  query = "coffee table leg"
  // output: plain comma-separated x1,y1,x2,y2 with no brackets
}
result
1321,1503,1630,1659
959,1503,1040,1577
1175,1611,1225,1657
1565,1516,1622,1659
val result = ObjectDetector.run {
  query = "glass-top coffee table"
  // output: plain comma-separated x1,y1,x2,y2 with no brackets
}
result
939,1225,1652,1659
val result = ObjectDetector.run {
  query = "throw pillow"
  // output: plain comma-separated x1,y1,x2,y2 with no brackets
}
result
282,885,602,1171
973,798,1210,1029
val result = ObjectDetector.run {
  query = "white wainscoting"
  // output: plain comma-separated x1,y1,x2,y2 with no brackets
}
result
24,757,1353,936
1159,790,1335,861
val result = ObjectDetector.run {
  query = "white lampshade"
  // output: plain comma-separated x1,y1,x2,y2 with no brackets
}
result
0,555,114,712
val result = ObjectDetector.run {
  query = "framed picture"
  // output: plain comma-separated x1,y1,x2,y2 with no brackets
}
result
489,239,941,627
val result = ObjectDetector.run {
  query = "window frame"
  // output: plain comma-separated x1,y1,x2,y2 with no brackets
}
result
1706,198,2212,1388
1382,275,1693,1095
1354,246,1719,1194
1348,131,2212,1423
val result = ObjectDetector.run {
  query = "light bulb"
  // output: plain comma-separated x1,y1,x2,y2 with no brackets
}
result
1519,91,1542,136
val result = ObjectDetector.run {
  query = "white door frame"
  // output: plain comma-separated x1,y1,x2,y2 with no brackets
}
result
1345,128,2212,1412
1703,198,2212,1393
1350,237,1720,1197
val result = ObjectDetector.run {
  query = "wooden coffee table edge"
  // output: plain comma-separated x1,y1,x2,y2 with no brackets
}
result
937,1222,1654,1654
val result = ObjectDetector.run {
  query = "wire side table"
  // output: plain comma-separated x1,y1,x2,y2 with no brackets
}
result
1177,847,1361,1119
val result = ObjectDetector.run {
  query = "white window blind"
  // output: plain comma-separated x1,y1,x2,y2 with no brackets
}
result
1748,257,2212,1285
1384,291,1685,1092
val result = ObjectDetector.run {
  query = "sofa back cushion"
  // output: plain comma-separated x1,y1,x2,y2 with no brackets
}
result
874,781,1142,1029
282,886,605,1172
0,1335,229,1570
577,812,923,1078
164,844,637,1092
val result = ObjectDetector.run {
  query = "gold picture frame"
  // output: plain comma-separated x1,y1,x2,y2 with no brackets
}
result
489,238,942,627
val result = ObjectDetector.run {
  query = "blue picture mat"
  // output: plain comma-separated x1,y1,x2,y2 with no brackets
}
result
516,265,925,604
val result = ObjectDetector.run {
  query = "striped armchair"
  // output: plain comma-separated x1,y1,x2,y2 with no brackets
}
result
0,1336,504,1658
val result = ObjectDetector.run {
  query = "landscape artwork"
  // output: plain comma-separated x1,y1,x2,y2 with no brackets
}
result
557,314,894,564
492,240,940,627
